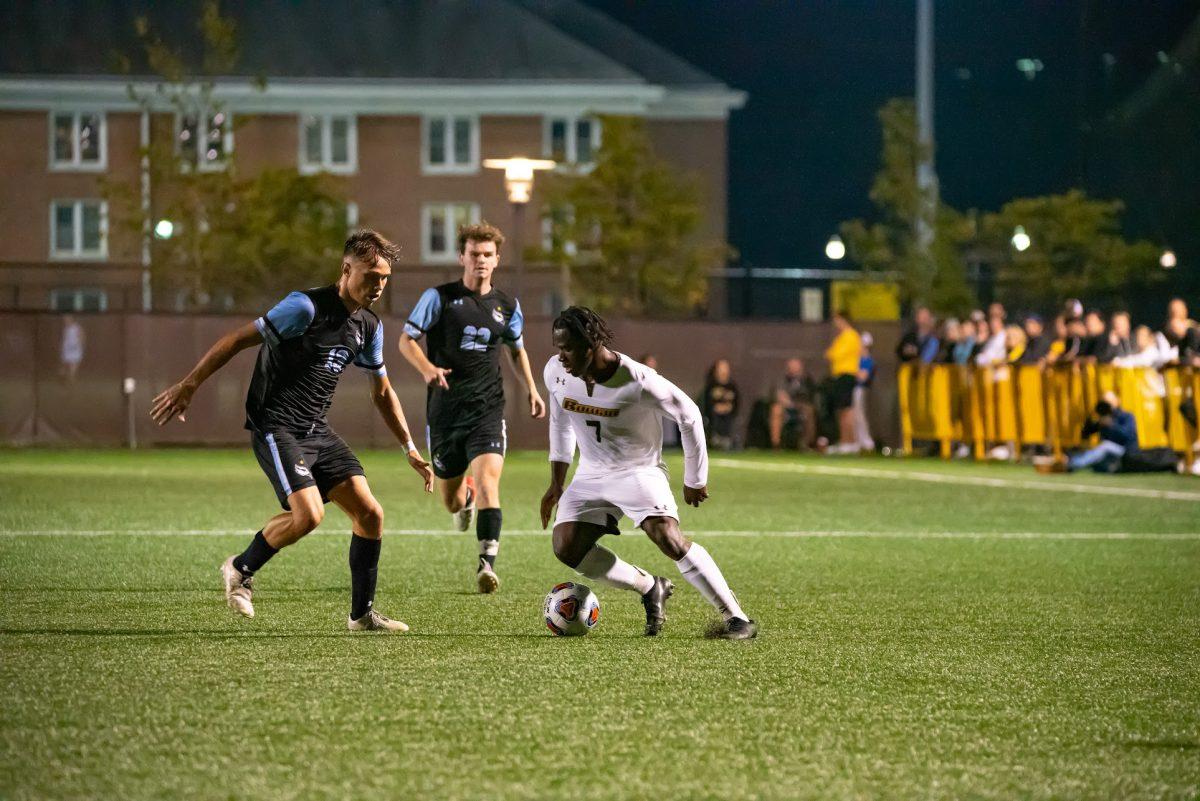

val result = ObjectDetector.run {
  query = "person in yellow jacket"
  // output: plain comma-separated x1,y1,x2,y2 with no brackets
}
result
824,311,863,454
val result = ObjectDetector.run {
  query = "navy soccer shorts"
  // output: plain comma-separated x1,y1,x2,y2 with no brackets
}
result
251,429,364,510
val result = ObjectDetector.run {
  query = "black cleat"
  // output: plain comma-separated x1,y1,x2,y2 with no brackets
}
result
708,617,759,641
641,576,673,636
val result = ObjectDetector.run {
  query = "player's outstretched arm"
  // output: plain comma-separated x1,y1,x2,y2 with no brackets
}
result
150,321,262,426
369,373,434,493
507,347,546,418
642,371,710,506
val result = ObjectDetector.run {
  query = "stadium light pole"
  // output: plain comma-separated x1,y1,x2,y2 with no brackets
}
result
484,157,556,297
915,0,939,303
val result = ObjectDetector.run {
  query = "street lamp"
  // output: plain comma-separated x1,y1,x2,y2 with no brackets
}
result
1011,225,1031,252
154,219,174,239
1160,249,1177,269
484,157,556,296
825,234,846,261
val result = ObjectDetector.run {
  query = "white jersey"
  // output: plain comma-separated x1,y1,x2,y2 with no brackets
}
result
544,353,708,488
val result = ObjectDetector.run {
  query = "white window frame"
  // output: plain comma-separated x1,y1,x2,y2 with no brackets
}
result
421,115,480,175
541,204,577,257
544,115,601,168
49,200,108,261
345,201,359,232
298,114,358,175
49,288,108,312
175,110,234,172
48,110,107,172
421,202,481,263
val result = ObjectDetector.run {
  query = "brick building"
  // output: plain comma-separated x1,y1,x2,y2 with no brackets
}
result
0,0,744,314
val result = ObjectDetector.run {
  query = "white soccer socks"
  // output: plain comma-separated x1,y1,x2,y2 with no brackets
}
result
675,542,747,622
576,545,655,595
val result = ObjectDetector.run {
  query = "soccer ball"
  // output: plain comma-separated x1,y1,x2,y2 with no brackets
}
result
543,581,600,636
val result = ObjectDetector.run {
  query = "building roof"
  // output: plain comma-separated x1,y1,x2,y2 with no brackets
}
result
1,0,729,89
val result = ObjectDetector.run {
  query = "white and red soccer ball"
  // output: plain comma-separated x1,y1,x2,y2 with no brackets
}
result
544,581,600,636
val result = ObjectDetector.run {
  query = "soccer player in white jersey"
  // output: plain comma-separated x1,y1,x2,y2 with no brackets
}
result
539,307,758,639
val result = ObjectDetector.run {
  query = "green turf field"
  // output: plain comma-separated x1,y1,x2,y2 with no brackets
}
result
2,450,1198,800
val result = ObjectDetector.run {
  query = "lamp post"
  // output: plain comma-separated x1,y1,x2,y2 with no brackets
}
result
825,234,846,261
483,157,555,297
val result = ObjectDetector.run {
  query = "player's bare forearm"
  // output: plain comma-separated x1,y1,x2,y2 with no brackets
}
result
548,460,570,490
151,321,261,425
540,461,572,529
398,333,450,389
509,348,546,418
371,374,434,492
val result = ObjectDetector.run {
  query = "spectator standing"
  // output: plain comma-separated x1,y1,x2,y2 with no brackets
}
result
59,314,85,382
1020,315,1051,365
952,319,978,365
825,311,862,454
1107,312,1134,362
896,306,939,364
851,332,877,452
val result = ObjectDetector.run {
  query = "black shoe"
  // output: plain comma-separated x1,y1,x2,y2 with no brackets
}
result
640,576,673,636
709,617,759,641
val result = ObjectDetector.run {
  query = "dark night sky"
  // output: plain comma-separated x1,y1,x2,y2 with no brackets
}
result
584,0,1200,293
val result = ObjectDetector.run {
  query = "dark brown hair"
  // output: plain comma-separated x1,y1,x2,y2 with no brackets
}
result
344,229,401,266
457,222,505,254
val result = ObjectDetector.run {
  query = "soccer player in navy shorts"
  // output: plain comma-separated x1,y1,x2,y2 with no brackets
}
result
398,222,546,593
151,230,434,631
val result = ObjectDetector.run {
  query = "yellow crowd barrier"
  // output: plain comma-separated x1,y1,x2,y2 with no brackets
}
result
898,363,1199,462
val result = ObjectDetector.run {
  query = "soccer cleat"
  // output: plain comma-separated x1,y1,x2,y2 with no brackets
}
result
453,477,476,532
710,617,759,641
347,609,409,632
1033,455,1068,474
476,557,500,594
640,576,674,636
220,556,255,618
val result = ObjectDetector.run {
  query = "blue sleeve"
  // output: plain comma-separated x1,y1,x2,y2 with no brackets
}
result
502,299,525,350
256,292,315,346
354,320,387,376
1110,412,1138,448
919,336,940,364
403,288,442,340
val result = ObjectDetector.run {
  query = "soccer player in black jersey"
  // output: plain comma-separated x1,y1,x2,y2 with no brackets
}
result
398,222,546,593
150,231,434,631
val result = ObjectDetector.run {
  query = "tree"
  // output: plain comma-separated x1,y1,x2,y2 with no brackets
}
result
538,116,730,316
839,99,975,314
978,190,1161,310
101,1,350,310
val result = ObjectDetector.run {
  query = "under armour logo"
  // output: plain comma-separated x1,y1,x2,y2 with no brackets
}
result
555,377,567,385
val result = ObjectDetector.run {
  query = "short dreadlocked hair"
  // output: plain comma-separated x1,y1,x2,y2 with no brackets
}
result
553,306,614,350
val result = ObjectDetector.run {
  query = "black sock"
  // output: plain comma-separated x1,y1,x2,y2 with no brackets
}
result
235,530,277,576
349,534,382,620
476,508,502,567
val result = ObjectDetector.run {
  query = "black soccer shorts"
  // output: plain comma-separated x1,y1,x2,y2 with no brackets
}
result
251,428,364,510
427,414,507,479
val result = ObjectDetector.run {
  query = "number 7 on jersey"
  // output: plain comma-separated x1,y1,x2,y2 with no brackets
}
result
585,420,602,442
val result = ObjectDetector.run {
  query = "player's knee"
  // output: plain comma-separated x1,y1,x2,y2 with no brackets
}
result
551,530,583,568
292,504,324,535
357,502,384,537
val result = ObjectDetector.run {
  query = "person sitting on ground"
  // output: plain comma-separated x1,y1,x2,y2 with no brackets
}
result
701,358,740,452
769,357,816,450
1037,393,1136,473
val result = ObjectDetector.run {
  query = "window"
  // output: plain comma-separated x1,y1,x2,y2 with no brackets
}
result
801,288,824,322
422,203,480,262
177,110,232,169
299,114,357,173
50,111,106,170
541,204,577,257
49,288,108,312
545,116,599,166
345,201,359,232
50,200,107,259
423,115,478,173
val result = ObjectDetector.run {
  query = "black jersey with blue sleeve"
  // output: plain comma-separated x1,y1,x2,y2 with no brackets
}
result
246,284,385,435
404,280,524,429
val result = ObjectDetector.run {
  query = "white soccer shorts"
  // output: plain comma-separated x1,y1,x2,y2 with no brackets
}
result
554,465,680,530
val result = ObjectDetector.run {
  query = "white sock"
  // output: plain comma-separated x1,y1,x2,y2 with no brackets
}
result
576,545,655,595
675,542,747,622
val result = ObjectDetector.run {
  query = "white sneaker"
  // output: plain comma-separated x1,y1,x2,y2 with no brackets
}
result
476,559,500,594
1191,460,1200,477
220,556,254,618
348,609,409,632
988,445,1011,461
453,477,476,532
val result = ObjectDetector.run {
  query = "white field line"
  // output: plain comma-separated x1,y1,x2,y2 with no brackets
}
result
711,457,1200,502
0,528,1196,541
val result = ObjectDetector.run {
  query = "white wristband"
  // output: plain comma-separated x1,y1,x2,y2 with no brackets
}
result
405,441,418,454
